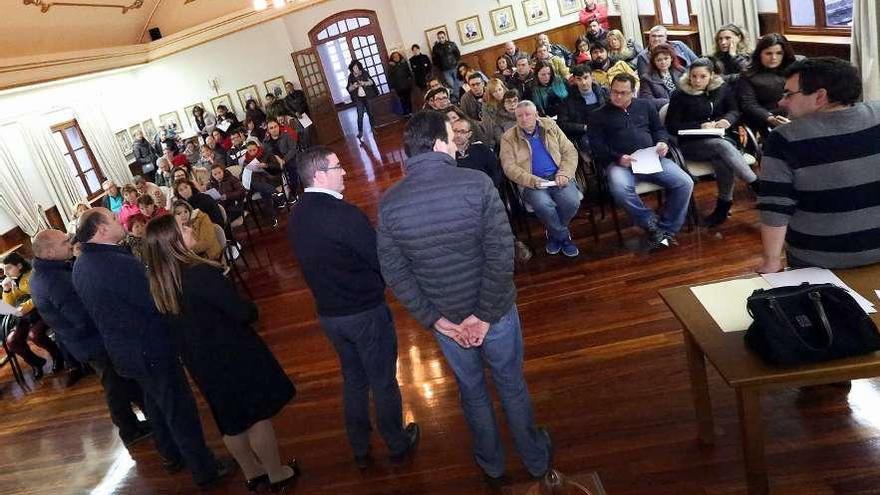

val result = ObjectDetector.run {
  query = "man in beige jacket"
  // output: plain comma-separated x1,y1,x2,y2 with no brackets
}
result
500,100,581,257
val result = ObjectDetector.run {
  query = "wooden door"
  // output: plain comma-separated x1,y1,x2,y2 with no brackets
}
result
292,48,344,145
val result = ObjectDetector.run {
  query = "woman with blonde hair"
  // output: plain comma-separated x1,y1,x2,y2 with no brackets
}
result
711,24,750,79
144,214,298,493
606,29,641,68
171,200,222,261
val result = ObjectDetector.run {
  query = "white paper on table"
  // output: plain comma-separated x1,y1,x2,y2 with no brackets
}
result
761,268,876,314
241,168,253,190
245,158,263,171
691,277,772,332
204,188,221,200
0,299,20,316
630,147,663,174
216,120,231,132
677,128,725,137
298,113,313,128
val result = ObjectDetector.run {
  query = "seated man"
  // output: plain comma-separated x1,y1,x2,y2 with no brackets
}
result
636,25,698,77
136,194,167,221
452,117,503,187
537,33,572,67
533,43,570,79
424,87,453,111
459,72,486,121
500,100,580,257
226,129,249,165
154,157,174,188
509,56,535,101
585,19,608,46
556,65,608,151
590,42,639,88
133,175,166,208
501,40,528,69
588,74,694,248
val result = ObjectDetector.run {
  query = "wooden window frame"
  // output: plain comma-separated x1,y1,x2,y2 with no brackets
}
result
50,119,106,200
652,0,696,30
777,0,852,37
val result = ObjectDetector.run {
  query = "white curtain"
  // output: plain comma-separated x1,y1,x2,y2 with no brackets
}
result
696,0,760,56
19,117,83,226
852,0,880,101
74,102,134,186
612,0,644,47
0,137,49,236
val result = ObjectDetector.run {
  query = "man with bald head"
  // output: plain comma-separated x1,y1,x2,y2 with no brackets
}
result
73,208,234,488
29,229,152,447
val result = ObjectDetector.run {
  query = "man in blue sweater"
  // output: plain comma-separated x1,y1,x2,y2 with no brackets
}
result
286,146,419,469
73,208,234,488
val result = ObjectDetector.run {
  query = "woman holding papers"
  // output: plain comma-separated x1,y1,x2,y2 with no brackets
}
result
208,164,246,223
666,58,758,228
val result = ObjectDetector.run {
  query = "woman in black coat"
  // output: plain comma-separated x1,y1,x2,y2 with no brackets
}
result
637,43,685,111
347,59,379,140
144,215,298,493
173,179,224,227
388,51,414,116
666,58,758,227
737,33,797,135
709,24,750,81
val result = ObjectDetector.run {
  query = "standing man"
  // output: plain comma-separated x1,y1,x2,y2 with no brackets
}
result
579,0,609,30
29,229,152,448
431,31,462,100
73,208,234,489
409,44,433,91
378,111,552,487
757,57,880,272
287,146,420,469
132,130,158,178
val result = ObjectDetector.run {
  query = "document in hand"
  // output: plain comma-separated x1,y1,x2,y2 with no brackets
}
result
245,158,262,171
0,299,20,316
630,147,663,174
536,180,557,189
204,188,222,201
677,128,725,137
241,168,253,190
298,114,313,128
761,267,876,314
216,120,232,132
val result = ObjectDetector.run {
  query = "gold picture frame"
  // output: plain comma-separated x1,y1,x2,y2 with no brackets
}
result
159,111,183,134
557,0,581,16
522,0,550,26
141,118,158,140
456,15,484,45
424,25,448,51
237,84,262,110
264,76,287,100
489,5,517,36
210,93,235,116
128,123,143,140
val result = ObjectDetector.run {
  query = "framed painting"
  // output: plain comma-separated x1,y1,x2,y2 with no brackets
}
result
264,76,286,100
141,119,158,140
128,123,143,140
424,25,448,50
210,93,235,116
237,84,262,110
558,0,581,16
159,111,183,134
489,5,517,36
115,129,133,156
456,15,484,45
522,0,550,26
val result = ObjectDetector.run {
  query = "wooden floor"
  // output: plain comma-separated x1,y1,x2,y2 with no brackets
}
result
3,117,880,495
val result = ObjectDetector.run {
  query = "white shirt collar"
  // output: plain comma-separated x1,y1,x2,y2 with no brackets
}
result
304,187,343,199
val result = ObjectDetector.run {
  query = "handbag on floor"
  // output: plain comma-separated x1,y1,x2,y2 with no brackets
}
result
744,283,880,366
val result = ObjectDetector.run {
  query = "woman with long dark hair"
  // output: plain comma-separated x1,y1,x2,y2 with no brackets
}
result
737,33,798,134
529,61,568,117
144,215,298,493
347,59,378,141
245,100,267,129
191,105,216,137
2,252,64,378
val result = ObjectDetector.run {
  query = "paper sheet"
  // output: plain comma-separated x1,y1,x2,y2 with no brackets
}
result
691,277,772,332
630,147,663,174
536,180,557,189
245,158,263,171
241,168,253,190
216,120,231,132
298,113,313,128
0,298,20,316
204,188,221,200
677,128,725,137
761,268,876,314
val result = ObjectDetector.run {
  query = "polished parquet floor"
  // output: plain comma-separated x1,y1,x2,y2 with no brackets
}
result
3,116,880,495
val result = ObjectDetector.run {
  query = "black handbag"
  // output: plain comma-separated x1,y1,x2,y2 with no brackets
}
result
744,283,880,366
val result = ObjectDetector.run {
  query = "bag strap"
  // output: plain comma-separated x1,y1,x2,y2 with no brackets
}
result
808,290,835,347
768,294,833,351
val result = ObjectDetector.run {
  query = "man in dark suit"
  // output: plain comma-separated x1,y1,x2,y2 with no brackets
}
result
72,208,234,489
286,146,419,469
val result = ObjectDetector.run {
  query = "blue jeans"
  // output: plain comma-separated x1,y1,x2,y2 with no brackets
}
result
606,157,694,233
433,305,550,477
355,98,374,136
521,180,581,241
319,304,409,458
442,68,461,101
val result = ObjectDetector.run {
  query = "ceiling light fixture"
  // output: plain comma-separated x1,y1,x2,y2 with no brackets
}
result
253,0,268,9
272,0,286,8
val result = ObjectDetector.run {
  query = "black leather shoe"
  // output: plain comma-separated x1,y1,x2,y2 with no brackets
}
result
122,426,154,448
244,473,269,492
354,453,374,470
389,423,420,464
162,457,185,474
531,426,554,480
269,459,301,492
482,471,508,489
196,457,238,490
65,367,85,388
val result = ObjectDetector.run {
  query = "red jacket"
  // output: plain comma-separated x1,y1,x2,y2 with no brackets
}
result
280,124,299,143
579,3,609,30
171,154,188,167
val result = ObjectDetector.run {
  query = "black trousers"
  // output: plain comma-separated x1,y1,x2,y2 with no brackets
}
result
89,353,145,441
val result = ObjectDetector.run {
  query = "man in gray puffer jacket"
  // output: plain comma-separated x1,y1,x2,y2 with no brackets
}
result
377,111,552,486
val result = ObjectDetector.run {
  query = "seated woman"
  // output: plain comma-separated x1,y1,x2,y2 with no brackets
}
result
529,61,568,117
494,56,514,82
606,29,641,68
571,38,592,67
191,167,211,193
191,105,216,138
136,194,168,221
482,78,510,145
123,213,148,261
143,215,298,492
666,58,758,227
101,180,124,214
455,62,470,100
737,33,797,135
172,200,223,261
174,179,224,227
215,104,239,129
2,252,64,379
67,201,91,235
710,24,750,81
638,43,685,110
211,128,233,152
245,100,267,129
118,184,142,231
208,164,246,222
244,118,265,144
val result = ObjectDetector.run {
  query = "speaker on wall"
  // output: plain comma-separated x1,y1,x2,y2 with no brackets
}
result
149,27,162,41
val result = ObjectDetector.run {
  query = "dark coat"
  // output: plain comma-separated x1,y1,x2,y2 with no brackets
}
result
737,68,787,130
283,90,309,116
347,71,379,101
638,67,685,110
388,60,414,92
431,40,461,71
665,74,741,140
409,53,433,88
208,172,246,211
588,98,670,166
73,243,176,378
556,82,609,139
186,191,224,227
133,138,157,173
456,142,503,186
169,263,295,435
377,152,515,329
30,258,105,363
509,72,535,101
635,40,698,77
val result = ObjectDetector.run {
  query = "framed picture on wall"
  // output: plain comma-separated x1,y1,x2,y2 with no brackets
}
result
424,25,448,51
237,85,262,110
557,0,581,16
456,15,484,45
115,129,133,156
128,123,143,140
159,111,183,135
489,5,517,36
210,94,235,117
142,118,158,141
264,76,286,100
184,102,206,130
522,0,550,26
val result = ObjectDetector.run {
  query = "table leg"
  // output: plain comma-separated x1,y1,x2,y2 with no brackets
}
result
683,331,714,444
736,387,769,495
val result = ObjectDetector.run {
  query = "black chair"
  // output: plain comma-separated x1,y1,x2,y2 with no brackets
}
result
1,314,30,391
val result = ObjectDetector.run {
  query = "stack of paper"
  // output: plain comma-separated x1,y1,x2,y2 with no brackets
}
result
691,277,772,332
677,128,725,137
630,147,663,174
761,268,876,314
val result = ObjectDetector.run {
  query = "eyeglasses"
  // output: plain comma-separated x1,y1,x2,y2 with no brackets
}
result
322,166,344,172
781,90,804,99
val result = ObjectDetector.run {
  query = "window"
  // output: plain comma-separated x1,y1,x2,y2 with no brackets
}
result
653,0,694,29
779,0,853,35
50,120,106,199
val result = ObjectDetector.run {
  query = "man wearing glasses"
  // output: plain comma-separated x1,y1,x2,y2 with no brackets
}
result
757,57,880,273
424,87,452,111
286,146,420,469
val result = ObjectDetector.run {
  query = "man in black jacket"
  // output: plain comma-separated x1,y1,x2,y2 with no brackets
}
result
431,31,461,99
452,117,502,186
409,44,433,90
287,146,419,469
264,119,299,196
284,81,311,147
73,208,234,488
132,130,157,177
30,229,152,447
556,65,609,151
377,111,552,486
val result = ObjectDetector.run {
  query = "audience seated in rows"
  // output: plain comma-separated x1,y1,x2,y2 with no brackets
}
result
737,33,798,135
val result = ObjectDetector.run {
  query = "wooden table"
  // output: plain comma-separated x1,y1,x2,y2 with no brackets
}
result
659,266,880,495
